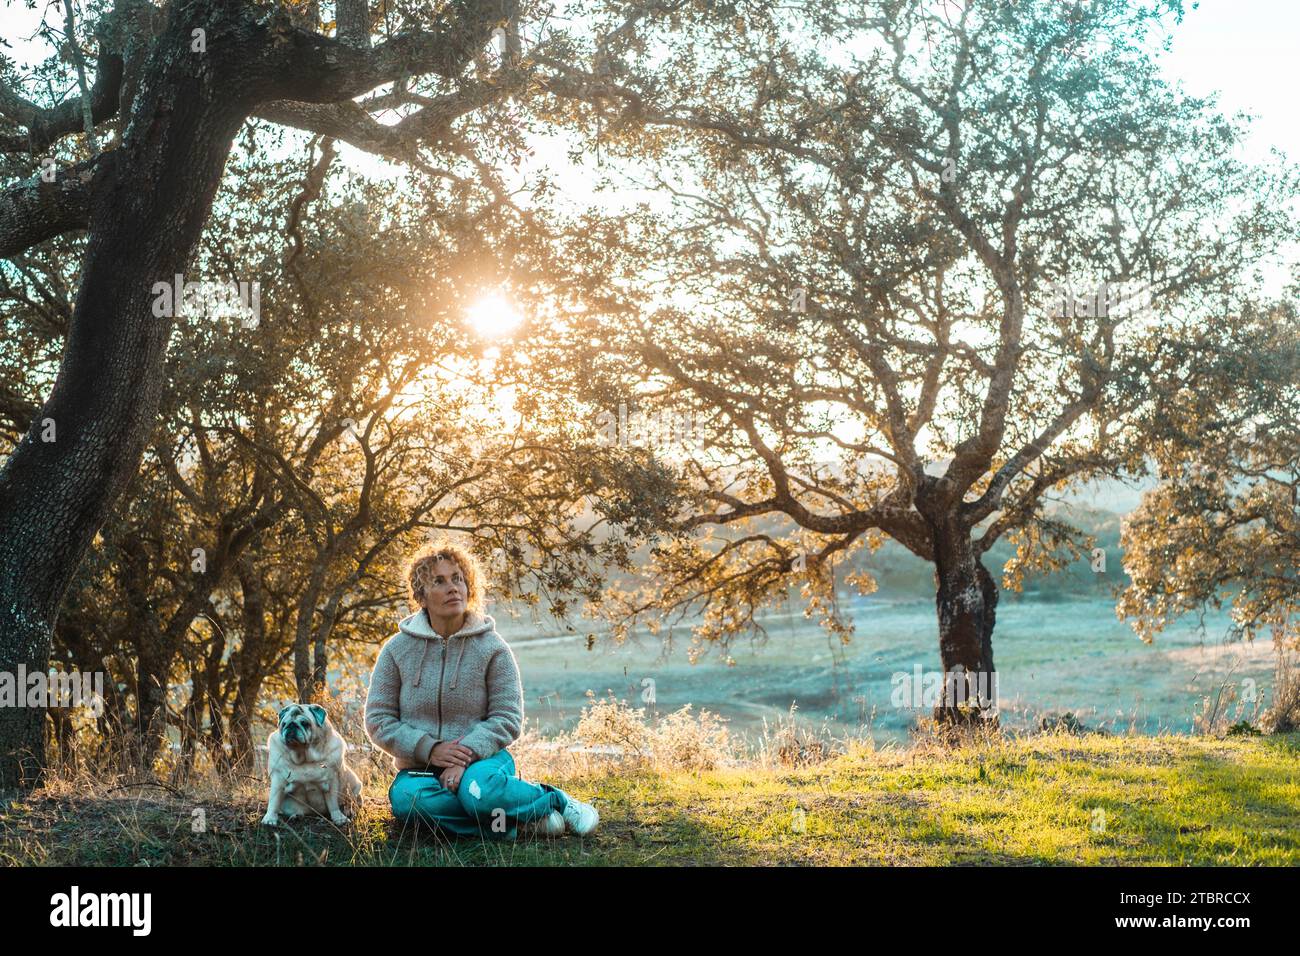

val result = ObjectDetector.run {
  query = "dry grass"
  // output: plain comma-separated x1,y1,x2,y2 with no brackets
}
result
1262,643,1300,734
4,696,1299,866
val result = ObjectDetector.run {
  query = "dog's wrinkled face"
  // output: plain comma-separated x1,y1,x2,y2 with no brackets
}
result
278,703,327,747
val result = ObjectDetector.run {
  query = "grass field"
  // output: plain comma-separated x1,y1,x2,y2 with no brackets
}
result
4,730,1297,866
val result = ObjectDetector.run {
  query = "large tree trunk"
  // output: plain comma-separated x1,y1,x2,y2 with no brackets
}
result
932,532,999,726
0,9,252,790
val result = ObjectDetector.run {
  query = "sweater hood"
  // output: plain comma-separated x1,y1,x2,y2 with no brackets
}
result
398,608,496,641
397,608,497,690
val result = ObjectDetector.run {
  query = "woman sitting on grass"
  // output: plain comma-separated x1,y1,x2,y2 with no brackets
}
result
364,541,599,839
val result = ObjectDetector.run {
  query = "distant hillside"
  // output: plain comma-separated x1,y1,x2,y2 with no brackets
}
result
545,474,1145,608
850,500,1128,600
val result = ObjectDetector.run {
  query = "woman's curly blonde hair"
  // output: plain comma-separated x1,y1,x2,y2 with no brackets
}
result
406,540,486,614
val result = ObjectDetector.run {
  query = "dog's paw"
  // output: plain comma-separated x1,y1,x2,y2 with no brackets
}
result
260,812,283,827
330,810,350,825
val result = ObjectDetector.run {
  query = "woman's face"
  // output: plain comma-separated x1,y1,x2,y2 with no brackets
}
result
421,558,468,619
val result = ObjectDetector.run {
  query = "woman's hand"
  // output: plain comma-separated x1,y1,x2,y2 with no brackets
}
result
429,740,475,768
439,764,464,793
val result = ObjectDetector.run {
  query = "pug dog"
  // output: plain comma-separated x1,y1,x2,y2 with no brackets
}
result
261,703,363,827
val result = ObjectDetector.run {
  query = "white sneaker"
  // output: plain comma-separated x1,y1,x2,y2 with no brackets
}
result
524,811,566,837
561,795,599,836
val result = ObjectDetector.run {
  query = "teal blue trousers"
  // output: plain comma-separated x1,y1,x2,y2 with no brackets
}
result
388,748,568,839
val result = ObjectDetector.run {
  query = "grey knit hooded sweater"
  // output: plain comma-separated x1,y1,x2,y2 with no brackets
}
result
364,608,524,770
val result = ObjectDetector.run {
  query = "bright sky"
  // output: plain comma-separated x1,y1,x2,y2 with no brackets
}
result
1157,0,1300,166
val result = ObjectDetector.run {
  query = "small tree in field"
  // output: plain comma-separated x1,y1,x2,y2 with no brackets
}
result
528,0,1300,721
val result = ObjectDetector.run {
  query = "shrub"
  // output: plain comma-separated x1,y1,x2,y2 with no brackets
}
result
570,693,736,770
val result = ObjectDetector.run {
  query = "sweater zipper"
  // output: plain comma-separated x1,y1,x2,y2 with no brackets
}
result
436,636,447,740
